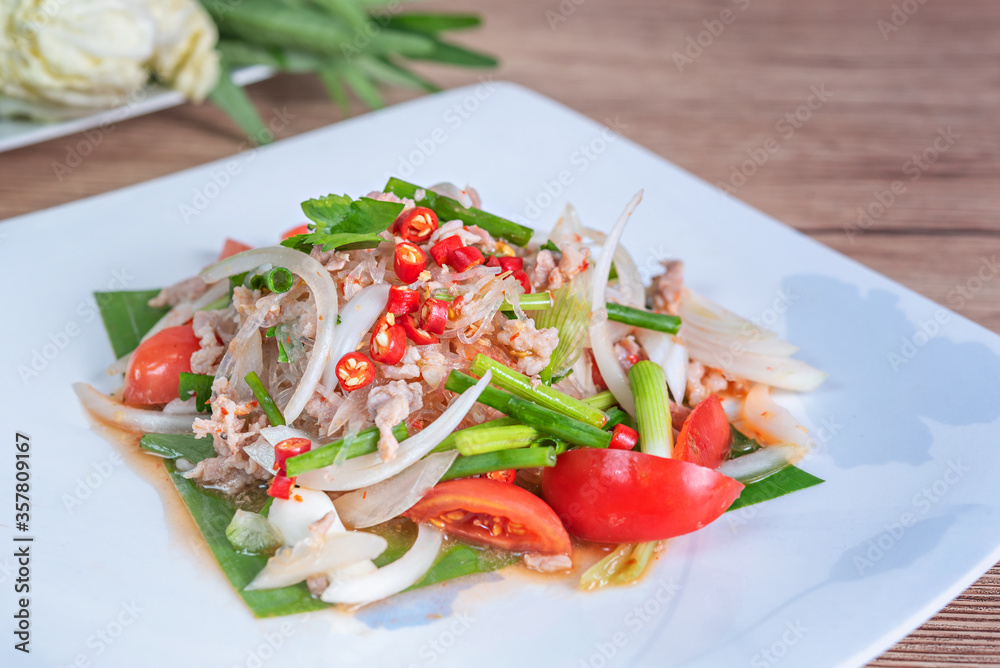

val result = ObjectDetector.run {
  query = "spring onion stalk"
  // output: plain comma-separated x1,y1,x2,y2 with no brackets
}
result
259,267,294,294
470,354,609,428
499,292,553,312
445,371,612,449
627,361,673,458
452,425,540,456
284,423,408,476
430,417,521,453
226,510,284,555
244,371,285,426
606,303,681,335
583,391,617,410
440,446,557,481
579,541,661,590
384,177,533,247
536,272,591,384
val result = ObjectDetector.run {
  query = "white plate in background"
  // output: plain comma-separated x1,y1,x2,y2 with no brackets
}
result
0,66,272,154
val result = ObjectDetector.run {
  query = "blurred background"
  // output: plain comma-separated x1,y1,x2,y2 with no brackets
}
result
2,0,998,663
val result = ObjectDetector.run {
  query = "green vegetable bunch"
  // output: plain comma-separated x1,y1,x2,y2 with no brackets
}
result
201,0,497,141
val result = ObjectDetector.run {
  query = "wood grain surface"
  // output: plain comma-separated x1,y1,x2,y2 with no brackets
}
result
2,0,998,664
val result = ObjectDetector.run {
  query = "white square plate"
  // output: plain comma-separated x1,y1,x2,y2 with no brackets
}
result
4,83,1000,668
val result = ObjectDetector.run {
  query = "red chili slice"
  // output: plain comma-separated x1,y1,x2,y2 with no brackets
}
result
498,256,524,273
394,242,427,284
608,423,639,450
511,269,532,294
387,286,420,315
430,236,463,266
448,246,485,272
485,255,501,269
420,298,449,335
370,314,407,365
273,437,311,474
267,474,296,500
401,314,439,344
335,351,376,392
394,207,439,243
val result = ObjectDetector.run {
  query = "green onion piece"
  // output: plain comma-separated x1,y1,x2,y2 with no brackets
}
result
440,446,556,481
226,509,283,555
539,240,560,253
453,425,540,456
384,177,533,247
470,354,608,428
284,423,408,476
263,267,293,293
431,417,521,453
606,302,681,335
535,273,591,383
432,291,456,302
532,436,570,455
244,371,285,427
627,361,673,458
583,391,618,411
499,292,553,312
603,406,636,432
445,371,611,449
579,542,659,589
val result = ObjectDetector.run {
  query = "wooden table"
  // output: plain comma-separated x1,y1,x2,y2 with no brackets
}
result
2,0,997,663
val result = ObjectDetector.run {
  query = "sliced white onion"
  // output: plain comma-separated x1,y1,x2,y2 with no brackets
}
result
321,524,442,605
741,383,811,448
245,531,387,591
296,370,493,491
334,451,459,529
226,328,263,403
717,444,807,484
322,283,390,389
267,488,342,546
200,247,338,423
682,322,799,358
679,290,778,340
105,280,229,375
430,182,473,208
548,203,585,245
686,338,827,392
73,383,196,434
589,191,643,417
635,329,688,404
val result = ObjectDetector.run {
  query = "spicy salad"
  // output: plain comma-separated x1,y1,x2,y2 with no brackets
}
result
75,179,827,612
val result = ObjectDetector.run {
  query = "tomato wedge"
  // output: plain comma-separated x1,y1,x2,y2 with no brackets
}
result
541,449,743,543
405,478,571,555
122,325,201,405
219,238,252,259
281,224,310,240
673,395,731,469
